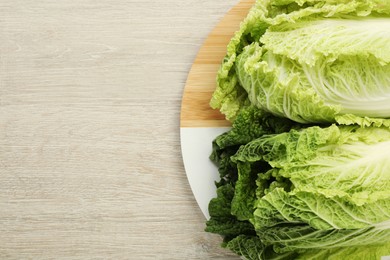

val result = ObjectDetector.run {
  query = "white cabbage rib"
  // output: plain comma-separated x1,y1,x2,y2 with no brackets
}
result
263,17,390,118
303,56,390,117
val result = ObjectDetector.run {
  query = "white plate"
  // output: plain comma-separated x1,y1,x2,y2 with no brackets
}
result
180,127,230,219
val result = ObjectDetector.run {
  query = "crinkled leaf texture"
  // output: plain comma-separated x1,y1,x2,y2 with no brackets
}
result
207,0,390,258
205,107,390,260
236,18,390,123
236,125,390,254
234,125,390,206
211,0,390,123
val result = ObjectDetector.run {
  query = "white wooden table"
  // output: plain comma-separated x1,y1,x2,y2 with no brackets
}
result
0,0,240,259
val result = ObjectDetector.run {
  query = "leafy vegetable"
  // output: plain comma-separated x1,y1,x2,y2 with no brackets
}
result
205,0,390,258
205,107,390,259
211,0,390,123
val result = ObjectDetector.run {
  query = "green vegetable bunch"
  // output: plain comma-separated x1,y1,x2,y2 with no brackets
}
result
211,0,390,123
205,0,390,259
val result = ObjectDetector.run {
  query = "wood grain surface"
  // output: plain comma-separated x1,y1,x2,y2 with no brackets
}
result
0,0,253,259
181,0,254,128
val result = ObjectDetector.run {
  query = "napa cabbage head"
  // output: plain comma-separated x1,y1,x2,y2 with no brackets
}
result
211,0,390,123
232,124,390,257
206,107,390,259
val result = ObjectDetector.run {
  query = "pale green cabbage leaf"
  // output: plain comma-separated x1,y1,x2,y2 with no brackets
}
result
206,107,390,259
211,0,390,123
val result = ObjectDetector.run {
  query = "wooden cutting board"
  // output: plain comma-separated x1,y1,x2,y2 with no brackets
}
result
180,0,255,128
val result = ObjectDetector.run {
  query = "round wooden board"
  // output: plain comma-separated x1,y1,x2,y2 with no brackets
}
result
180,0,255,218
180,0,255,128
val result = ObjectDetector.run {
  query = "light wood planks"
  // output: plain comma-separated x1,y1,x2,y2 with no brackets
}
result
180,0,255,128
0,0,252,259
